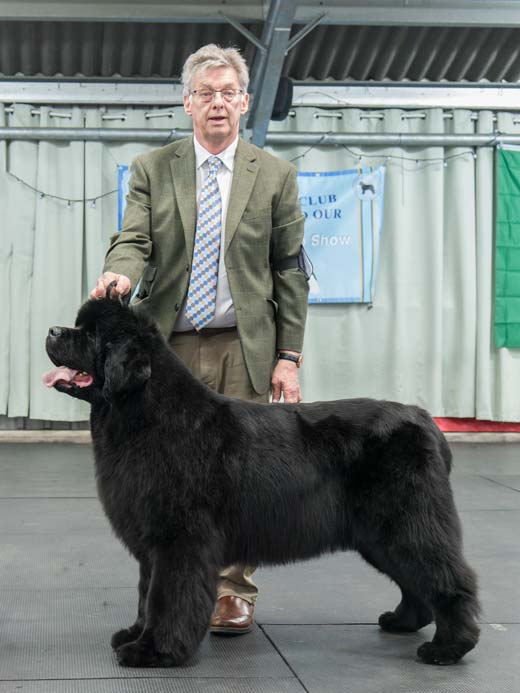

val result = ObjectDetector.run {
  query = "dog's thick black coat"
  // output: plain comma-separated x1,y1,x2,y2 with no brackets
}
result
45,298,480,667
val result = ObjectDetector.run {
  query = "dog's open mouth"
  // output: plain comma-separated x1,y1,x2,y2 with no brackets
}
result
42,366,93,390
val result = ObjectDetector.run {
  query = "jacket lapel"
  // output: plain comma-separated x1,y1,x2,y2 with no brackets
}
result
170,137,197,260
225,139,259,254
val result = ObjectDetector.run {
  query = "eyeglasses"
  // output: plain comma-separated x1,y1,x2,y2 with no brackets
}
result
190,89,244,103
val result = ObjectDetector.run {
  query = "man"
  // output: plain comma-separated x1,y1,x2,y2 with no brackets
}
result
91,44,308,635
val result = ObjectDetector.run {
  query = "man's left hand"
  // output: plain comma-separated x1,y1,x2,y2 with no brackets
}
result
271,357,302,404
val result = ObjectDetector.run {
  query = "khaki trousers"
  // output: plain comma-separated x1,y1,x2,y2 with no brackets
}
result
169,328,269,605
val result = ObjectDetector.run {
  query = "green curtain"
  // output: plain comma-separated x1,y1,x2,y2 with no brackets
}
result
495,147,520,348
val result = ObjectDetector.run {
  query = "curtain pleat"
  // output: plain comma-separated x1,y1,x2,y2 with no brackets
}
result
2,105,40,418
27,106,87,421
0,104,9,415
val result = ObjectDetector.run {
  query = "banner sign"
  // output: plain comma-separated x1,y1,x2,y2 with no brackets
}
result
117,164,130,231
298,166,385,304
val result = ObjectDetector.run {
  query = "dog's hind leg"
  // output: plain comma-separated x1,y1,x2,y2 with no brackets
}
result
379,589,433,633
358,548,433,632
115,538,221,667
416,559,480,666
360,541,479,664
111,557,150,650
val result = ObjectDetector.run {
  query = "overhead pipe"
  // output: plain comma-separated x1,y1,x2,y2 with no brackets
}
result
0,127,517,147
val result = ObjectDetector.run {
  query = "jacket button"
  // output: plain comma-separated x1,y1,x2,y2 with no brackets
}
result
185,264,190,272
175,303,180,311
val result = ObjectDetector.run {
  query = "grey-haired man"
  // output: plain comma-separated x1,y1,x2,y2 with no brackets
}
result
92,44,308,634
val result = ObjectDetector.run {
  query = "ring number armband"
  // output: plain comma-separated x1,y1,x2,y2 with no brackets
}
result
271,245,314,281
277,353,303,368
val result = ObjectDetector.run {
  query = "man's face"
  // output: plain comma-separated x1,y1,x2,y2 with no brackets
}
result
184,66,249,152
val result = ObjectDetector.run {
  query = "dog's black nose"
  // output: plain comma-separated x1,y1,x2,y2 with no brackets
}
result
48,326,63,337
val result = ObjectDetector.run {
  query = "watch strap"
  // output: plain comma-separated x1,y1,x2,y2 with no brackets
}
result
277,352,302,367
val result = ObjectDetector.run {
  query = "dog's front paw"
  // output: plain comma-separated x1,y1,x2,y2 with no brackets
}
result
116,640,177,668
111,625,143,649
417,640,474,665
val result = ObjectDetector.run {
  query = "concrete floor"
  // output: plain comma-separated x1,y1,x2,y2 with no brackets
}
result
0,442,519,692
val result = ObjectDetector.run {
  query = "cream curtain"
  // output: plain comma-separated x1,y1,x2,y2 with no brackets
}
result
1,104,520,422
0,104,86,422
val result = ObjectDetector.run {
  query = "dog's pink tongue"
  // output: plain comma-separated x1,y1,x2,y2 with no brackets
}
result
42,367,93,388
42,366,77,388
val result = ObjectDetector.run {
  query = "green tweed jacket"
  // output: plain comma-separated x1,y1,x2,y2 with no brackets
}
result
103,136,308,394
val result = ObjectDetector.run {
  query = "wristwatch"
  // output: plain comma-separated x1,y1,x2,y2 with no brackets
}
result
277,352,303,368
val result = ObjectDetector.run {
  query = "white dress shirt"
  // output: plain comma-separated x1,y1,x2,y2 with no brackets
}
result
174,135,238,331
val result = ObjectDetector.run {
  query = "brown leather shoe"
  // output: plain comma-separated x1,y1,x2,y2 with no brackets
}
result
210,596,254,635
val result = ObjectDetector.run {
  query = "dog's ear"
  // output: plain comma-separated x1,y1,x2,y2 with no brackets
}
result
102,340,151,399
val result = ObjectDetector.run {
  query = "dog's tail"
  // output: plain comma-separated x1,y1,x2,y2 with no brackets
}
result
418,406,453,474
438,430,453,474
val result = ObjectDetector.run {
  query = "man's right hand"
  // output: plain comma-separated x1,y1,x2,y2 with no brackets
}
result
90,272,131,300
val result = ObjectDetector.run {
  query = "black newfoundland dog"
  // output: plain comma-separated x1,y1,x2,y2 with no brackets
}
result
44,295,479,668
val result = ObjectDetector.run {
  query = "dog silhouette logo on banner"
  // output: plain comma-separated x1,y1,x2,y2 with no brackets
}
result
354,168,384,202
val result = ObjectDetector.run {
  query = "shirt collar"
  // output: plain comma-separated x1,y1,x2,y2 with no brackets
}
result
194,135,238,173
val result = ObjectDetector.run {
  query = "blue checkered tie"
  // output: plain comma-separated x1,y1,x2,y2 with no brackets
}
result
185,156,223,330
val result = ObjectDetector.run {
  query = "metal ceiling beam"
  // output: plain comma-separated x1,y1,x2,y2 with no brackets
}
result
2,82,520,110
0,2,265,23
1,2,520,27
218,10,265,50
246,0,298,147
286,12,328,52
295,2,520,28
0,81,186,104
291,84,520,110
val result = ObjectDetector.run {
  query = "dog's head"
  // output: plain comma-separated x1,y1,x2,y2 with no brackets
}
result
43,295,155,403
